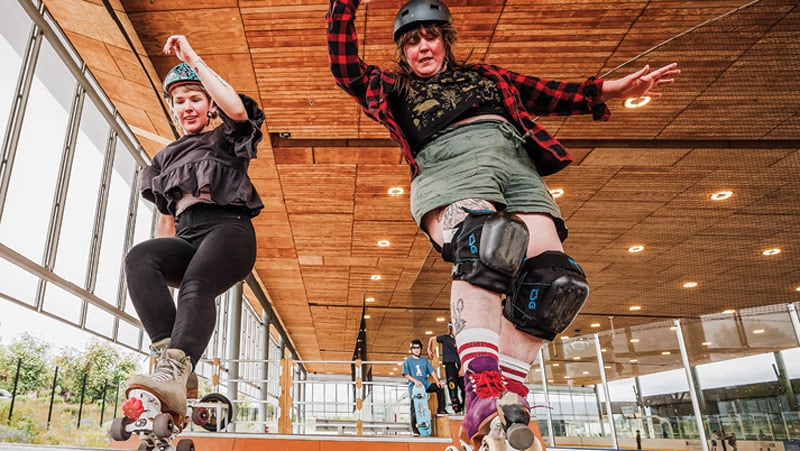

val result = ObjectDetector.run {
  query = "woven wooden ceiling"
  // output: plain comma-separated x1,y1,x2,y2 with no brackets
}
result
45,0,799,375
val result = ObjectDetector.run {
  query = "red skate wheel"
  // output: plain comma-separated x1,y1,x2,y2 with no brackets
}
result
192,407,210,425
153,412,174,438
110,417,132,441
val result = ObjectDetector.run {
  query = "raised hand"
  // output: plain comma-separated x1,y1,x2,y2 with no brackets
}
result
602,63,680,102
162,35,199,64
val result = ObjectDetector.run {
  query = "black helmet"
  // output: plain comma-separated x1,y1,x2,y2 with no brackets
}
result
393,0,452,43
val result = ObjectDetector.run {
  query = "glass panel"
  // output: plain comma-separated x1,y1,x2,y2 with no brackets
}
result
94,138,138,304
117,319,141,350
685,305,800,442
0,38,73,262
85,303,114,338
53,95,110,287
0,258,38,306
41,282,83,324
0,1,31,135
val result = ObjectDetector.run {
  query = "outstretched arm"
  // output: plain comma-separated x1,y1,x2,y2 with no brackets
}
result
600,63,680,103
163,35,247,121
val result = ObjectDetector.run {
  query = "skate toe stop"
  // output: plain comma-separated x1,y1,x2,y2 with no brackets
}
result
506,423,534,450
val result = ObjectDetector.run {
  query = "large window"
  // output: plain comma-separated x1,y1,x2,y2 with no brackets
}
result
0,0,148,350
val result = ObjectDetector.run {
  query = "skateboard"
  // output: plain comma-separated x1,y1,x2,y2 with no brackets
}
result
412,384,432,436
110,389,234,451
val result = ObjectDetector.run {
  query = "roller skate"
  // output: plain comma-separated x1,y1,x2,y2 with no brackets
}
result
149,338,199,400
110,348,194,451
459,356,534,451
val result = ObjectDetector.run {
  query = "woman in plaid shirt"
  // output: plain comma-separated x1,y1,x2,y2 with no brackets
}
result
328,0,678,447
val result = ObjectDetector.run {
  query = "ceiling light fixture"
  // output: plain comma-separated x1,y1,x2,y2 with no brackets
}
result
377,240,390,247
624,96,651,109
628,245,645,253
762,248,781,256
683,282,698,288
425,330,433,335
590,323,601,328
363,315,371,319
387,187,404,196
630,338,640,343
370,275,382,281
710,191,733,201
436,317,446,322
753,329,765,334
722,309,736,314
365,297,375,303
629,305,642,311
549,188,565,198
702,341,712,346
661,351,671,355
630,359,639,363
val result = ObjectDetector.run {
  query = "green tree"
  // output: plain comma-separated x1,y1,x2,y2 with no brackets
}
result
0,333,52,395
54,339,138,403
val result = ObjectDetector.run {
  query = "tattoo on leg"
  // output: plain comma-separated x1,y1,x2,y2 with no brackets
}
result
442,199,495,231
451,297,466,334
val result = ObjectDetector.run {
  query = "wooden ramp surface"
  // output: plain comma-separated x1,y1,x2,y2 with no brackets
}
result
109,432,453,451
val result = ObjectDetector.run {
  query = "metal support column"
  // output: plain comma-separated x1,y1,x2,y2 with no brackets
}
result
259,309,271,431
537,348,555,445
225,282,243,432
594,333,618,449
674,320,709,451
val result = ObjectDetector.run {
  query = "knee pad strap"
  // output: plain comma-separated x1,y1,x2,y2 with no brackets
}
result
442,211,529,294
503,251,589,341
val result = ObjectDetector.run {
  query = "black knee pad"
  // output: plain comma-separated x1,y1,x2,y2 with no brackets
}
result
441,211,529,294
503,251,589,341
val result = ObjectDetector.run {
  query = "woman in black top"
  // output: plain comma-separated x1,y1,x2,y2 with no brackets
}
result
123,35,263,423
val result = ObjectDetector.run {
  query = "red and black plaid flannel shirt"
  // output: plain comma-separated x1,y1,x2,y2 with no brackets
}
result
326,0,611,178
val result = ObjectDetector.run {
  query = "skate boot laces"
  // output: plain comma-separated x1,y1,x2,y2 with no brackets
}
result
150,349,186,383
471,371,506,398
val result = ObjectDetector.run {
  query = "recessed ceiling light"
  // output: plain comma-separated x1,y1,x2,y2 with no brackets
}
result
573,356,581,360
547,379,554,383
549,188,565,198
762,248,781,256
683,282,698,288
436,317,446,322
387,187,404,196
363,315,371,319
796,286,800,292
630,338,640,343
560,336,570,340
753,329,765,334
661,351,671,355
582,371,589,375
590,323,601,328
629,305,642,311
722,309,736,314
628,245,645,253
624,96,651,109
702,341,712,346
630,359,639,363
377,240,390,247
601,348,607,352
425,330,433,335
552,363,560,367
365,297,375,303
710,191,733,201
370,275,382,281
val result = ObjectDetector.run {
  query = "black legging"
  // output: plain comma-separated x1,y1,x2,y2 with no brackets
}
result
125,204,257,367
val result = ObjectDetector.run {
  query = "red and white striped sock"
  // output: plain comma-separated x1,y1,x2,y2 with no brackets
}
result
456,328,499,372
499,354,530,385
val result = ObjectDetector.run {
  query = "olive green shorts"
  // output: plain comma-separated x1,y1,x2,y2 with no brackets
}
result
410,120,567,240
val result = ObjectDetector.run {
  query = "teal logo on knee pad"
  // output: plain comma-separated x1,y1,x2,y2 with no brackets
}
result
528,289,539,310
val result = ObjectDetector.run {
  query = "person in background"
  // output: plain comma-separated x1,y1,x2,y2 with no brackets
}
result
403,339,447,435
327,0,679,447
123,34,264,424
428,323,464,413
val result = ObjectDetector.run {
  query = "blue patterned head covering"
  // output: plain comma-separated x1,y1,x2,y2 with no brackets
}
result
162,62,201,97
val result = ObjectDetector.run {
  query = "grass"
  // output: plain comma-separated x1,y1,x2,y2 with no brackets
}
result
0,395,114,448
